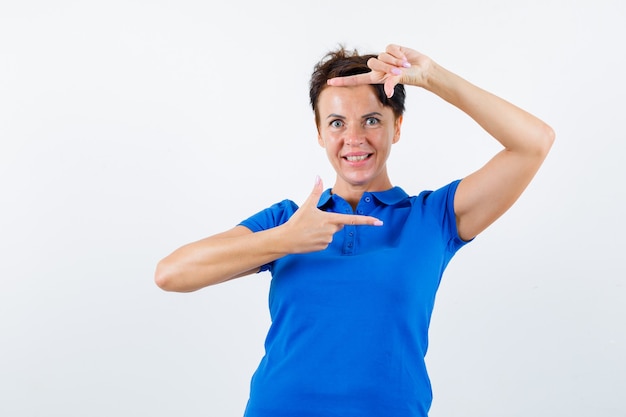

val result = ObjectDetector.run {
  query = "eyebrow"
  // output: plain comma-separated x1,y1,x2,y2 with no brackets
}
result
325,112,384,120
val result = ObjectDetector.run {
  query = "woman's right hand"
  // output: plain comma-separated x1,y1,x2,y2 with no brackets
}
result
154,176,382,292
281,176,383,254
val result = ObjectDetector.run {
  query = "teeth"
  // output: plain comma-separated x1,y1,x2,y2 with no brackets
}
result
346,155,369,162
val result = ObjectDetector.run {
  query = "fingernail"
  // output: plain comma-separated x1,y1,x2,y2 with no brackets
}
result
315,175,321,185
391,67,402,76
402,60,411,68
373,220,384,226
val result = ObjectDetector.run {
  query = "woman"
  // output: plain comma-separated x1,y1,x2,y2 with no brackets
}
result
155,43,554,417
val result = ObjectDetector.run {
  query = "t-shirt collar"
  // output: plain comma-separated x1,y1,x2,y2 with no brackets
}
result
317,186,409,208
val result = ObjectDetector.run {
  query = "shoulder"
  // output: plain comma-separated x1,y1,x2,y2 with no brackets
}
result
238,199,299,232
413,179,462,206
372,181,460,211
405,180,463,234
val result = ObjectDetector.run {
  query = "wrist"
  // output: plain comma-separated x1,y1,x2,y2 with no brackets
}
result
420,60,444,91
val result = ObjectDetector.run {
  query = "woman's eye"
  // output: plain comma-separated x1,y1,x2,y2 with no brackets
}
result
330,120,344,128
365,117,380,126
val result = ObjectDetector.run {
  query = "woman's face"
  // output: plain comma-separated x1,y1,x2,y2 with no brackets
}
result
316,84,402,193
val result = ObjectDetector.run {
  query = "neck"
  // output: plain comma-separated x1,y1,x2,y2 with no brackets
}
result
331,177,393,210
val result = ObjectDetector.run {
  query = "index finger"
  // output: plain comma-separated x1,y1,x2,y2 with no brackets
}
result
326,72,377,87
327,212,383,226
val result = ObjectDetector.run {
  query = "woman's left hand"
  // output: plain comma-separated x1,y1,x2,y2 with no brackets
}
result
327,44,433,97
329,42,555,242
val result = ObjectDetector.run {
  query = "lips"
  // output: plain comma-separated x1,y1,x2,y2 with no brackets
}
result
345,154,369,162
343,153,372,163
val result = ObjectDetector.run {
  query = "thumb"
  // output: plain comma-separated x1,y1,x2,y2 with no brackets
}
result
384,78,397,98
303,175,324,207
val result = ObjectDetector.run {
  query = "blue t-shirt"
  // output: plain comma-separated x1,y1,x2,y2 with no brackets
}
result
239,180,470,417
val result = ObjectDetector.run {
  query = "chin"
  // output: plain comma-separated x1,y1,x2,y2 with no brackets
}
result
342,172,375,187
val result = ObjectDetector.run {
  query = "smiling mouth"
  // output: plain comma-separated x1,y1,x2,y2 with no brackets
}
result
344,154,372,162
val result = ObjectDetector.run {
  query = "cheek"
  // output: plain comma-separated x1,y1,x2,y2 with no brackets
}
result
318,134,334,150
318,132,338,149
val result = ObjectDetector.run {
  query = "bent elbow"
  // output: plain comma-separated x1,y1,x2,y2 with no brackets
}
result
154,259,202,293
154,259,179,292
538,123,556,157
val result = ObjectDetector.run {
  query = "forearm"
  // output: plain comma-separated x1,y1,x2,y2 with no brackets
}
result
154,226,289,292
422,62,555,155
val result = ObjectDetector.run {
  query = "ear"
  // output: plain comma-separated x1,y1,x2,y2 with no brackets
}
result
392,115,403,144
317,135,325,148
316,120,325,148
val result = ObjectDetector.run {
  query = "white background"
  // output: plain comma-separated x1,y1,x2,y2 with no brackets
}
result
1,1,624,416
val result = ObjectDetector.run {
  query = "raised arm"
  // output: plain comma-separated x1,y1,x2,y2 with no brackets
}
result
154,177,383,292
328,44,555,241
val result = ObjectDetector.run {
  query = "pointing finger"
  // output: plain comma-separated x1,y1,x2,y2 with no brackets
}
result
327,212,383,226
326,72,378,87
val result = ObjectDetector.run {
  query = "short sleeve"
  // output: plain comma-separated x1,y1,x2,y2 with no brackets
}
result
237,199,299,272
421,179,473,254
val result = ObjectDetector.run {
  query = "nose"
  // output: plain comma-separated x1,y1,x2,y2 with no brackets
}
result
344,124,364,147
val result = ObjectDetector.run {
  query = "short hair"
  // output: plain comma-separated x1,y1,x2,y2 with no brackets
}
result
309,45,406,127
